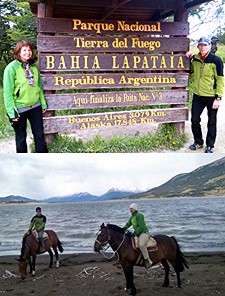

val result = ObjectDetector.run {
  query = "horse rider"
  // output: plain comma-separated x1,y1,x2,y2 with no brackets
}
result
123,203,153,269
28,207,46,251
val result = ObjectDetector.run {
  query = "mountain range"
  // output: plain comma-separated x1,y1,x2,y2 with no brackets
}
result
0,157,225,203
128,156,225,199
0,188,138,203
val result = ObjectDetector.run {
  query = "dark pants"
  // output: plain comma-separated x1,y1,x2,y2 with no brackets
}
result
13,105,48,153
191,94,218,148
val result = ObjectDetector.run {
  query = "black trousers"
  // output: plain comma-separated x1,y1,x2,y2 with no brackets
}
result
13,105,48,153
191,94,218,148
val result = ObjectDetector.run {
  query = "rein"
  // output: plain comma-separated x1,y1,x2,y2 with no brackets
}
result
96,230,126,260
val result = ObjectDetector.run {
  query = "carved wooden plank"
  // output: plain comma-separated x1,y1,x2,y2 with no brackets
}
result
39,53,190,72
38,36,189,52
45,90,188,110
38,18,189,35
43,107,188,134
41,73,189,90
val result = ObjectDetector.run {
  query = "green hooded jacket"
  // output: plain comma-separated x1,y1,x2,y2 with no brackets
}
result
3,59,47,119
124,210,149,236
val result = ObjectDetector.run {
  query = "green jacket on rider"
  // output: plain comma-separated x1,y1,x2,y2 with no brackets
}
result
29,215,46,232
124,210,149,237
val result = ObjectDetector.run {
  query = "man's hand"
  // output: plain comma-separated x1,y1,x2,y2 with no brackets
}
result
186,51,193,58
212,99,221,109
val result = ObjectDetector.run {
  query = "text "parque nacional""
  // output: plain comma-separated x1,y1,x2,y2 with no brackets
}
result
72,19,161,34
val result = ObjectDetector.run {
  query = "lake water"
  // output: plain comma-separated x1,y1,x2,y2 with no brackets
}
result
0,197,225,256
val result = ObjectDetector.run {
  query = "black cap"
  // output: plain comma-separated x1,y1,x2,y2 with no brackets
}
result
36,207,41,212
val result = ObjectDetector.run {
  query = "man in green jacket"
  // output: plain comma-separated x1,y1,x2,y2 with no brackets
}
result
124,203,153,269
28,207,46,251
186,36,224,153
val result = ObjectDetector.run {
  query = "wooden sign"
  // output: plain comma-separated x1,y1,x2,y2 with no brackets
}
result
41,73,189,90
39,53,190,72
38,36,189,52
43,108,188,134
37,16,190,137
45,90,188,110
38,18,189,36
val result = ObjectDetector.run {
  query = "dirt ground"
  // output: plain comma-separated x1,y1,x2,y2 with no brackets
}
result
1,252,225,296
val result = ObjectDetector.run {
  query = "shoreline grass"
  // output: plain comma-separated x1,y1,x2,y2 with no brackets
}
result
47,124,188,153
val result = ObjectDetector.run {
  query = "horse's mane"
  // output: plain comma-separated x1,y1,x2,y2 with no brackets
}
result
107,224,125,233
107,223,133,237
20,235,27,257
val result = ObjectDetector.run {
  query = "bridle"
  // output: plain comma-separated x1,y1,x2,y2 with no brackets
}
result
95,227,126,260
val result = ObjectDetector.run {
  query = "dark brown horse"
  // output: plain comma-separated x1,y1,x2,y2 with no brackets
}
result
17,230,64,279
94,223,188,295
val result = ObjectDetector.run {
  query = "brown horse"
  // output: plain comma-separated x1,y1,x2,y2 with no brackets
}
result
94,223,189,295
17,230,64,279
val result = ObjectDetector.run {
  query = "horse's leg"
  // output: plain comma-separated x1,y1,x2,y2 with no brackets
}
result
48,249,54,268
28,257,32,274
161,259,170,287
31,255,36,276
122,263,136,296
52,246,59,268
176,270,181,288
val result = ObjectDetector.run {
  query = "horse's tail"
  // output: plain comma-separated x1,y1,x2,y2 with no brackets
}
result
171,236,189,272
57,239,64,253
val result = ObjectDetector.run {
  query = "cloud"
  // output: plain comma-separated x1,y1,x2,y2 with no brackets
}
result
0,154,223,199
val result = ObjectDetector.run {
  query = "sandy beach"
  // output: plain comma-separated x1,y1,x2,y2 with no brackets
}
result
1,252,225,295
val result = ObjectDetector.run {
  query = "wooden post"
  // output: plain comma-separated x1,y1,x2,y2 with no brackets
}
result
171,0,189,133
38,0,56,144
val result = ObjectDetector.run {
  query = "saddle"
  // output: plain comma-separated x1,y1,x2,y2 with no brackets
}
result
131,235,158,252
131,234,158,266
31,230,48,243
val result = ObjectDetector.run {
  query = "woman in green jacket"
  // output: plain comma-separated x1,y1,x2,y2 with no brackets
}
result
124,203,153,269
3,40,48,153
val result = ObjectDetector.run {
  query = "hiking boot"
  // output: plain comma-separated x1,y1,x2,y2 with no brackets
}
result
144,259,153,269
189,143,203,150
205,146,213,153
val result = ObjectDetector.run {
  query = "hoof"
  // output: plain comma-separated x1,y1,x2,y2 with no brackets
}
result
129,288,136,295
31,271,35,276
56,261,59,268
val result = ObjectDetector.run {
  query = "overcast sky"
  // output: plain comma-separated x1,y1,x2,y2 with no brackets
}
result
0,154,223,200
188,0,223,40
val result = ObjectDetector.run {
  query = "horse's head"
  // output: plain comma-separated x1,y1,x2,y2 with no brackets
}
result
16,257,28,280
94,223,126,253
16,233,31,279
94,223,109,252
